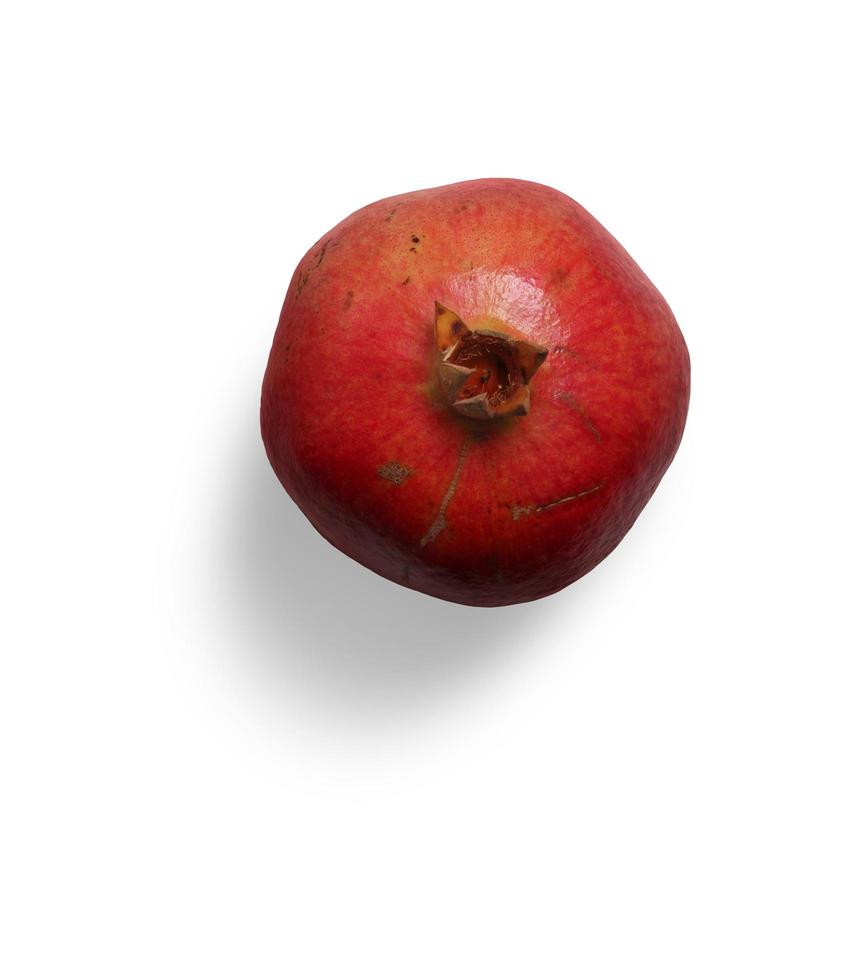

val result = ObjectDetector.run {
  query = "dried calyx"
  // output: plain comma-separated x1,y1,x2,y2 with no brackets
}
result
435,302,548,419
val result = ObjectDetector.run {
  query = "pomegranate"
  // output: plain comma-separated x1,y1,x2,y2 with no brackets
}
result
261,179,689,606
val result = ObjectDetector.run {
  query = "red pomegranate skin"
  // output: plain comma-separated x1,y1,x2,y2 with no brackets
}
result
261,179,689,606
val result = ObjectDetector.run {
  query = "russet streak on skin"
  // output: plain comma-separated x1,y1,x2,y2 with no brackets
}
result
420,437,470,548
555,390,602,442
511,484,602,521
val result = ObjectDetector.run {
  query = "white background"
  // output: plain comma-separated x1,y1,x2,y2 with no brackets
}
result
2,2,848,977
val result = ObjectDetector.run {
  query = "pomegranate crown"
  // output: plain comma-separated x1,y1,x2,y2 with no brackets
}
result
434,302,548,419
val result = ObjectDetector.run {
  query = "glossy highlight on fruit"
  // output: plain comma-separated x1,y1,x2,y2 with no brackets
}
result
261,179,690,606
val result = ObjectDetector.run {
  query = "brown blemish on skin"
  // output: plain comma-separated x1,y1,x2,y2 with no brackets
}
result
555,390,601,442
420,438,470,547
313,238,339,267
378,461,413,485
547,268,571,289
511,484,601,520
294,238,339,298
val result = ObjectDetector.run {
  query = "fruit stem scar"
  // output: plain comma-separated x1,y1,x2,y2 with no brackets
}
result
512,484,602,520
420,437,470,547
